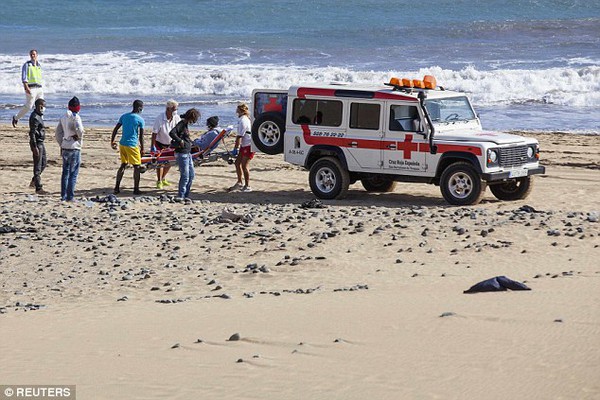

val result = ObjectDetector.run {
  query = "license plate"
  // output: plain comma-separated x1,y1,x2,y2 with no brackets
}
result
509,169,528,178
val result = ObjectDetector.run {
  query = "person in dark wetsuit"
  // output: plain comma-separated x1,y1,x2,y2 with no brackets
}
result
29,98,48,194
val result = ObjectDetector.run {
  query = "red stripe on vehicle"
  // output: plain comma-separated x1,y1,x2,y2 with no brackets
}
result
297,88,337,99
373,92,418,102
302,125,481,157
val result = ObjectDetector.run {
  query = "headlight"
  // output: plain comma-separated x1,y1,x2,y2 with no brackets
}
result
527,146,535,159
487,149,498,165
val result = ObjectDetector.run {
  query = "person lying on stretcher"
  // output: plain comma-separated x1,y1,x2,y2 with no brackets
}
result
193,116,222,151
142,115,233,171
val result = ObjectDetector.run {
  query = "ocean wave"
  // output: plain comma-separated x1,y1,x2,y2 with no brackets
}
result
0,52,598,107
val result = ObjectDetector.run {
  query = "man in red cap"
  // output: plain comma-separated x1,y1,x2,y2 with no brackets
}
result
55,96,84,201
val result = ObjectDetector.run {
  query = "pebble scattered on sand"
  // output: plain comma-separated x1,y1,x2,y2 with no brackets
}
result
0,196,598,312
228,333,241,341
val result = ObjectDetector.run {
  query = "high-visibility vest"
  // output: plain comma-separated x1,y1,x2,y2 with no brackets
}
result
26,63,42,85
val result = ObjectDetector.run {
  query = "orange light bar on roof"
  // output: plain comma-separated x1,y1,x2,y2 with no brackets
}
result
389,77,401,86
423,75,437,89
402,78,413,87
412,79,425,88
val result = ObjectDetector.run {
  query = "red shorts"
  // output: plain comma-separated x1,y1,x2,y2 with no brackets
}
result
239,145,255,160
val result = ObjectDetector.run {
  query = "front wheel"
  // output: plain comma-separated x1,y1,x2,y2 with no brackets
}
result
440,162,486,205
309,157,350,200
361,176,397,192
490,176,533,201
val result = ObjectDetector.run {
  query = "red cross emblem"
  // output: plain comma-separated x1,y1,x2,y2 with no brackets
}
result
397,134,419,159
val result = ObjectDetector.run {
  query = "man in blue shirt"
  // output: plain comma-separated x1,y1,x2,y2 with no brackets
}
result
110,100,145,195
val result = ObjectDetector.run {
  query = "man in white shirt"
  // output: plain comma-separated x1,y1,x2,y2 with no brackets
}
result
151,99,180,189
55,96,84,201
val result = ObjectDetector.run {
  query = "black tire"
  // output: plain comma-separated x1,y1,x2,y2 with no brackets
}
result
490,176,534,201
309,157,350,200
440,162,486,205
361,176,397,192
251,112,285,155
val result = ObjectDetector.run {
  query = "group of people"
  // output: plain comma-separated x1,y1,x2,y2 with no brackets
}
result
13,50,256,202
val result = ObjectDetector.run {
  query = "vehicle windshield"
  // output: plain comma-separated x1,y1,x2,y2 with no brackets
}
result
424,96,476,123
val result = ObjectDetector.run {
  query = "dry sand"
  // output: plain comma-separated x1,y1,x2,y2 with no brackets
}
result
0,125,599,399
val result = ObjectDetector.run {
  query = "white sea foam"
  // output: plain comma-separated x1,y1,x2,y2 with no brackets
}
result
0,52,598,107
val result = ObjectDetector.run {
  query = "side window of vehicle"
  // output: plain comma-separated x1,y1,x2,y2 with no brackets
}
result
389,105,421,132
349,103,380,130
292,99,343,126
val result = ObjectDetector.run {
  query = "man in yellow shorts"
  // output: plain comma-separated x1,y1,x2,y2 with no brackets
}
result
110,100,145,195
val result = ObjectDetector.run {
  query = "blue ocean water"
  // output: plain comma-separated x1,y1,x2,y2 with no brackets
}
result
0,0,599,132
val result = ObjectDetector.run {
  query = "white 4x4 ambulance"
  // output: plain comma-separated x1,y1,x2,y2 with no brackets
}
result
250,76,545,205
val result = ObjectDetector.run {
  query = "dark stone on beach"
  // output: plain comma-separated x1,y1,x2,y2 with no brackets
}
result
195,339,203,343
236,358,244,363
259,265,270,273
228,333,241,341
117,296,128,302
0,226,18,234
519,205,538,213
439,312,456,318
171,343,180,349
554,319,563,323
453,226,466,235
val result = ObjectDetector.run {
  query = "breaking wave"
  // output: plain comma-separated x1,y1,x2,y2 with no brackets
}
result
0,52,598,107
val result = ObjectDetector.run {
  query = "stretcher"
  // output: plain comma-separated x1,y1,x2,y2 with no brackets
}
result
140,128,235,170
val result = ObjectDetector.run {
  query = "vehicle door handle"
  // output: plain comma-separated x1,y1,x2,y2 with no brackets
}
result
349,141,358,148
387,144,397,150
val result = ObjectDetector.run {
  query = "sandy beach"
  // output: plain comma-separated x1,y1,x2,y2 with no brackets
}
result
0,124,599,399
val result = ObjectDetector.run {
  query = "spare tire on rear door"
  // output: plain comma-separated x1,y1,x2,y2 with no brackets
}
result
251,112,285,155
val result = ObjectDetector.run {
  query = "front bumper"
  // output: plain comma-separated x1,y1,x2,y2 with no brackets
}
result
482,166,545,182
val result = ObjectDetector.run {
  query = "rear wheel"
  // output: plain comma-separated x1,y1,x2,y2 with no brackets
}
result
440,162,486,205
490,176,533,201
251,112,285,155
309,157,350,200
361,176,397,192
